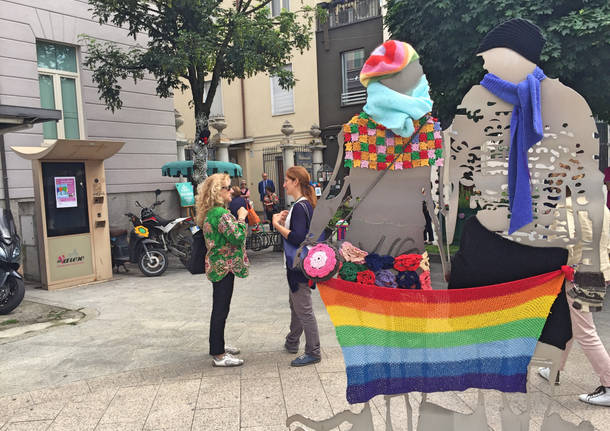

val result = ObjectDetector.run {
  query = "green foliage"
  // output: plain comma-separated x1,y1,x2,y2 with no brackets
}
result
386,0,610,125
82,0,314,121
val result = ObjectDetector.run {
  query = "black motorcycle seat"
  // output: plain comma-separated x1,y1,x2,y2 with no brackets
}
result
110,228,127,237
144,215,172,226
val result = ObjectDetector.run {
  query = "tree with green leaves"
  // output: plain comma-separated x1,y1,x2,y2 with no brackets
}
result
83,0,315,184
386,0,610,127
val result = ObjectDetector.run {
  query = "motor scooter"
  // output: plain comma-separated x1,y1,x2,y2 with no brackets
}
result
137,190,194,267
109,213,169,277
0,208,25,314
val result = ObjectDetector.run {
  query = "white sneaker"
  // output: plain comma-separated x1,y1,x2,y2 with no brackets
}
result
213,353,244,367
538,367,560,385
225,345,240,355
579,386,610,406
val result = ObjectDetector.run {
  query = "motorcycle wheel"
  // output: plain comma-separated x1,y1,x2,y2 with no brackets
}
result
138,248,168,277
0,276,25,314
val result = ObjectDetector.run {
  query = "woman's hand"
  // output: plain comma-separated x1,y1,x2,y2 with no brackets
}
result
237,207,248,221
272,210,288,228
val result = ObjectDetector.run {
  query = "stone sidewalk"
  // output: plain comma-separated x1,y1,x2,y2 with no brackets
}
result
0,251,608,430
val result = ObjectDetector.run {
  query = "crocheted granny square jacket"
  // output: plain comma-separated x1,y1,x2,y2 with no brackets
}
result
343,112,443,171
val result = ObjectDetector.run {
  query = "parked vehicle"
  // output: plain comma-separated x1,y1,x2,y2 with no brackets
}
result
111,212,169,277
0,209,25,314
137,190,194,267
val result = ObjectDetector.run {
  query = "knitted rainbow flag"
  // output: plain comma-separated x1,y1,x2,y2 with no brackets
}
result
317,269,566,404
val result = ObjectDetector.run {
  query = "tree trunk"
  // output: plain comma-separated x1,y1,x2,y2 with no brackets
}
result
190,75,211,187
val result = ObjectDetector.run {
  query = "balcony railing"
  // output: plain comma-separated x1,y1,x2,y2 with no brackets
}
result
341,89,367,106
319,0,381,29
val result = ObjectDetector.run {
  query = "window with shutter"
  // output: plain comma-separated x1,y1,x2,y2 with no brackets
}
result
341,49,366,106
204,81,224,118
270,65,295,116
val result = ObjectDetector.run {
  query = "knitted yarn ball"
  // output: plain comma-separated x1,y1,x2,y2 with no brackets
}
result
394,254,423,272
419,270,432,290
301,243,341,282
360,40,419,87
340,262,367,282
396,271,421,289
375,269,397,288
357,270,376,285
364,253,393,272
340,241,368,264
419,251,430,272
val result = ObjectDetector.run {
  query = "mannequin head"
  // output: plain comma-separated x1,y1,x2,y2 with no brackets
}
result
479,47,537,83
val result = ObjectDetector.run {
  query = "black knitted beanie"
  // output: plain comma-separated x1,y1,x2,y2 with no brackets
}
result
476,18,545,64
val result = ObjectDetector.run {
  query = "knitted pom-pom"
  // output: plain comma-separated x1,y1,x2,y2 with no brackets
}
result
357,270,376,285
394,254,423,272
340,242,368,264
381,255,395,269
375,269,397,288
396,271,421,289
340,262,367,282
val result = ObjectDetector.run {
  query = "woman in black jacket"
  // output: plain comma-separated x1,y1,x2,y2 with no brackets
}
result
272,166,321,367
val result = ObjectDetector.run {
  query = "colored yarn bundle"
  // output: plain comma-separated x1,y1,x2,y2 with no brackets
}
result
357,270,376,285
419,270,432,290
396,271,421,289
340,262,367,282
340,242,368,264
375,270,397,288
317,269,566,403
364,253,394,272
394,254,422,272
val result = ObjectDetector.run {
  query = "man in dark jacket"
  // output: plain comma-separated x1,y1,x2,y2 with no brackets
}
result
258,173,275,203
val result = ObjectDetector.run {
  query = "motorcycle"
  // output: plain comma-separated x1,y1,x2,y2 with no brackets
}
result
137,190,194,267
109,213,169,277
0,208,25,314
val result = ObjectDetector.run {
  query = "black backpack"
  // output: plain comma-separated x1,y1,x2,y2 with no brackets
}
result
187,229,207,274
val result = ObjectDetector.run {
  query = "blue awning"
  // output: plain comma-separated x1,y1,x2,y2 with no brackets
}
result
161,160,243,178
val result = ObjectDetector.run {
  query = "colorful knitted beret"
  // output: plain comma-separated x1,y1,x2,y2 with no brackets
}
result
359,40,419,88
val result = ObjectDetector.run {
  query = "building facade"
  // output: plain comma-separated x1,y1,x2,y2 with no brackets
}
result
0,1,179,280
174,0,322,211
315,0,384,169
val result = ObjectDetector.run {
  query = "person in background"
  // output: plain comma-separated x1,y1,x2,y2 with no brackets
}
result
229,186,248,220
272,166,321,367
423,200,434,244
258,172,275,204
263,186,279,231
196,173,249,367
240,179,250,200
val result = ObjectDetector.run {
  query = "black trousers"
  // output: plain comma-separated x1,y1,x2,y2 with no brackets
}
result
209,273,235,356
265,210,274,231
423,218,434,242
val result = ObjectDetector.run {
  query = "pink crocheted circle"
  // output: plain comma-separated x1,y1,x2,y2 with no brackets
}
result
303,244,337,278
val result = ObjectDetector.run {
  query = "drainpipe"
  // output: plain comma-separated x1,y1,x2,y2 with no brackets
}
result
0,135,9,209
240,78,246,138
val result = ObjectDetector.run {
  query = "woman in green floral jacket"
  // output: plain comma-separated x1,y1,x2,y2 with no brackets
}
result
196,173,249,367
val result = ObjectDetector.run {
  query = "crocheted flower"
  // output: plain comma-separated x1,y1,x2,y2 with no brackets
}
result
357,270,376,285
375,269,397,288
394,254,423,272
365,253,394,272
396,271,421,289
419,251,430,272
419,270,432,290
339,262,367,282
340,242,368,264
303,244,337,279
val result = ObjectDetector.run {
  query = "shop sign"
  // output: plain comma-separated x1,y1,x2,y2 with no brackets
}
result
176,182,195,207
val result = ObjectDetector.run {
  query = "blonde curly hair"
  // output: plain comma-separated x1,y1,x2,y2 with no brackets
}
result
195,173,230,226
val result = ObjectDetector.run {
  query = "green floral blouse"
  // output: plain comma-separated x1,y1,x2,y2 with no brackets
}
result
202,206,249,282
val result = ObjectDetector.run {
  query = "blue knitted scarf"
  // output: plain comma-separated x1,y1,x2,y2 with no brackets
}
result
480,67,546,234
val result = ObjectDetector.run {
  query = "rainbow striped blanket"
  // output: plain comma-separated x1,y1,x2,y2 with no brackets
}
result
317,269,566,404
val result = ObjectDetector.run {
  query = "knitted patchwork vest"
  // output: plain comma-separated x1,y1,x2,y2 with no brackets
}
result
343,112,443,171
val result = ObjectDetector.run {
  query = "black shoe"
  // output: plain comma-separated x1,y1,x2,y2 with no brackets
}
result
284,343,298,354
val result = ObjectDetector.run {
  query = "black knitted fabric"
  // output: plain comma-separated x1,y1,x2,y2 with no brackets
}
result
477,18,545,64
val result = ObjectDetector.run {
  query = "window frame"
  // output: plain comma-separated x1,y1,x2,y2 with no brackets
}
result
270,64,295,117
37,42,85,142
340,48,366,106
271,0,290,17
203,80,224,118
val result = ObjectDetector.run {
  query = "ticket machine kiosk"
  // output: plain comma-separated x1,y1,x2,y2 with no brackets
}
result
12,140,123,290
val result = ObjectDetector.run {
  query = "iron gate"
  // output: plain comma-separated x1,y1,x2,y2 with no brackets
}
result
263,146,286,209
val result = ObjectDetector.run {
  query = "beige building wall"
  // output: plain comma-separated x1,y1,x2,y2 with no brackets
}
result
173,0,320,210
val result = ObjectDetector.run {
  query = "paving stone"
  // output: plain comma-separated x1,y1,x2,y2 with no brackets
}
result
279,365,333,421
2,420,53,431
28,380,91,404
5,400,65,423
196,374,240,409
240,377,286,428
192,407,240,431
46,389,116,431
98,384,158,426
143,379,199,430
